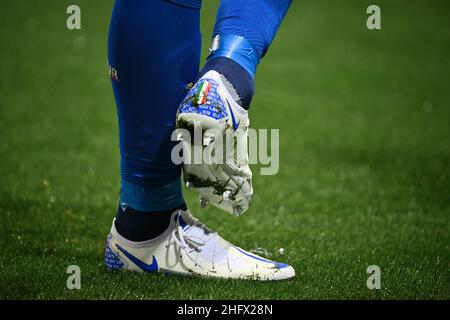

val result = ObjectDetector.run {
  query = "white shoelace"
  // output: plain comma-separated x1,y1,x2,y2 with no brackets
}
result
171,225,205,251
170,214,215,251
169,213,219,269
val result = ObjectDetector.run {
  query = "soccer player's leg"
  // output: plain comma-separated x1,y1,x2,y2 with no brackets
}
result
107,0,201,242
105,0,294,280
177,0,293,215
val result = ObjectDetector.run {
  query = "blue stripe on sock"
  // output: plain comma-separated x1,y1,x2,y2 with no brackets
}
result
120,177,184,212
208,34,260,78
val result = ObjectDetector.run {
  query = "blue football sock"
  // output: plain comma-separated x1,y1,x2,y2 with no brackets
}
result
115,202,187,242
108,0,201,240
198,0,292,109
114,177,185,241
197,56,254,109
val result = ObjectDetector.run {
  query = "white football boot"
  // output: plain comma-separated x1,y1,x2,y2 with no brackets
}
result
105,209,295,281
176,70,252,216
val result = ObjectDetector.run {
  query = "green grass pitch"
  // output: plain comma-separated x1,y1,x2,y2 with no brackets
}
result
0,0,449,299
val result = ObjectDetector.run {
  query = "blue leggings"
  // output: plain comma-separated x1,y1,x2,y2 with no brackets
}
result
108,0,291,211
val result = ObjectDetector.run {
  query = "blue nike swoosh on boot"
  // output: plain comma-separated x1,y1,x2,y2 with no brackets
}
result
226,99,240,130
116,244,158,272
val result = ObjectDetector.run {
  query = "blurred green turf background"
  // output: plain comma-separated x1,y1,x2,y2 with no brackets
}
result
0,0,449,299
